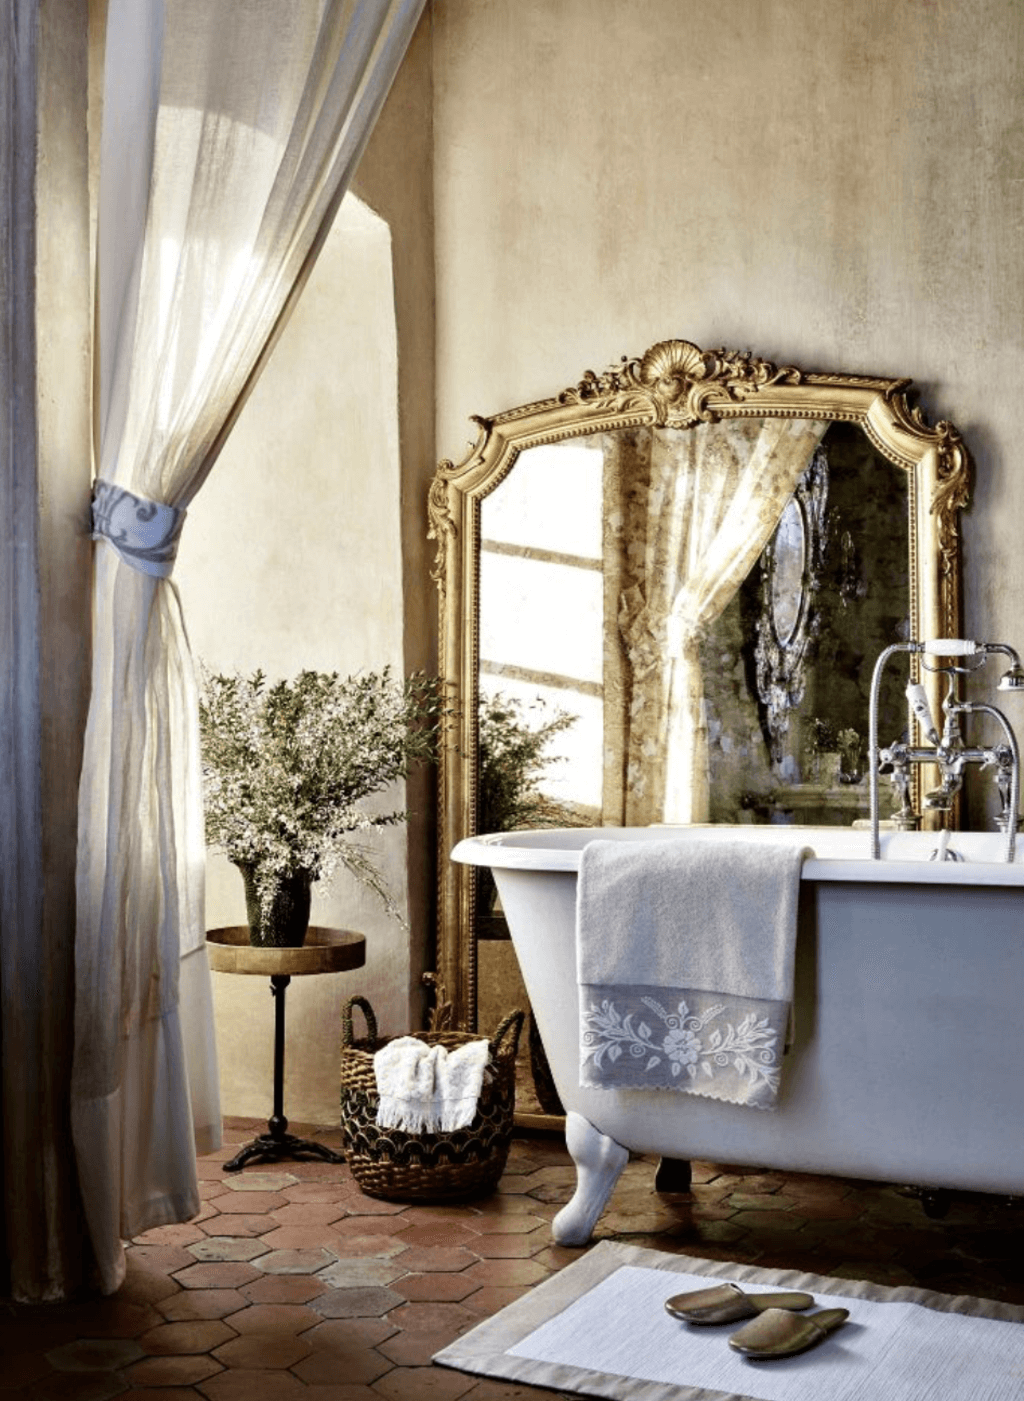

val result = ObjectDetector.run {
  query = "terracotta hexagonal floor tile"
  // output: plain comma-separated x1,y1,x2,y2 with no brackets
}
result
269,1201,349,1227
335,1193,407,1215
461,1284,535,1314
460,1257,549,1288
389,1271,481,1303
221,1172,298,1193
322,1233,409,1260
315,1257,406,1288
239,1273,328,1304
401,1204,484,1227
466,1212,546,1234
199,1212,281,1238
290,1318,396,1385
123,1352,224,1387
197,1367,310,1400
372,1364,481,1400
258,1225,346,1252
280,1181,352,1202
118,1260,185,1307
302,1315,398,1349
395,1222,481,1250
332,1214,410,1238
133,1220,207,1247
211,1333,311,1369
129,1243,197,1273
188,1236,271,1262
255,1247,339,1275
302,1284,405,1318
221,1302,320,1336
374,1329,455,1367
138,1318,237,1355
172,1261,262,1290
384,1300,479,1336
387,1246,477,1274
156,1288,248,1322
293,1386,381,1401
468,1234,536,1259
215,1190,290,1214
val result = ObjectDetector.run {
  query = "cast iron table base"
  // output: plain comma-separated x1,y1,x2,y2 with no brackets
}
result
223,973,347,1171
206,927,366,1173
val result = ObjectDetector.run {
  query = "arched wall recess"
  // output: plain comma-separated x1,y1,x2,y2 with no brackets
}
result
429,339,970,1035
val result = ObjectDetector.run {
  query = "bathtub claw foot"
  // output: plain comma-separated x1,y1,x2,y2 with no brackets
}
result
552,1112,629,1246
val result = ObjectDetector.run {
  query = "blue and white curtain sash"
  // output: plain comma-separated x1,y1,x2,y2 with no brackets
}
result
91,479,186,579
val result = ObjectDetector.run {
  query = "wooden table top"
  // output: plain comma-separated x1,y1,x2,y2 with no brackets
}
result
206,926,366,977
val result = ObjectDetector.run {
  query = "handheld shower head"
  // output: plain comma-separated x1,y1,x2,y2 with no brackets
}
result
998,663,1024,692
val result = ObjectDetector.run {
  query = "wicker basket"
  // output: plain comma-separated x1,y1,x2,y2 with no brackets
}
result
339,995,524,1202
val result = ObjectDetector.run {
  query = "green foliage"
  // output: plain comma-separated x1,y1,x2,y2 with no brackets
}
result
477,692,578,834
198,665,442,920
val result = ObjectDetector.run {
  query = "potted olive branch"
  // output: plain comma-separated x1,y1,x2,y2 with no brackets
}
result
198,665,442,946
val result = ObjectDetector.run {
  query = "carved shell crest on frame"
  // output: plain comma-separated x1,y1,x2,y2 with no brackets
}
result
561,338,802,426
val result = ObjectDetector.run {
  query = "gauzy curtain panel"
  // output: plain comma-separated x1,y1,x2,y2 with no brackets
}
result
75,0,425,1294
612,419,827,825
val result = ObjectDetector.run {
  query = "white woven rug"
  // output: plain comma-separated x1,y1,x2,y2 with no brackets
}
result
434,1241,1024,1401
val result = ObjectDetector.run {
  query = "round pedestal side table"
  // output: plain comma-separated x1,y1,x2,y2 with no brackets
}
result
207,926,366,1172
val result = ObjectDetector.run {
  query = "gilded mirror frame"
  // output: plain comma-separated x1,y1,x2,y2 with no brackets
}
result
428,339,970,1031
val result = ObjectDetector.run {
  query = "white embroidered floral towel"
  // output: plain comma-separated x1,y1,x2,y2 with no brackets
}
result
374,1037,491,1134
577,836,809,1109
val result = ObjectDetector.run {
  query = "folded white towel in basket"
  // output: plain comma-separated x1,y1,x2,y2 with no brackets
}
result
577,835,808,1110
374,1036,491,1134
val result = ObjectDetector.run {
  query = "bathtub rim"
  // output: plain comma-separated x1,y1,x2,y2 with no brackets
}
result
451,824,1024,886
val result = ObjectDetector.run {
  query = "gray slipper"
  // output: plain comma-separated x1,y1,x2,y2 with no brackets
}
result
728,1305,850,1358
664,1282,815,1325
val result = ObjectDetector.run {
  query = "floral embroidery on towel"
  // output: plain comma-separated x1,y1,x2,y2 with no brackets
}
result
580,989,785,1108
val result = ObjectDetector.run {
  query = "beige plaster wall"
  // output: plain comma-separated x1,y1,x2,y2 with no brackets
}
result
175,12,434,1124
432,0,1024,827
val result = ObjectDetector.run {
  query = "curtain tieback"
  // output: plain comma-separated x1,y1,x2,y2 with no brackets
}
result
666,610,703,661
90,479,186,579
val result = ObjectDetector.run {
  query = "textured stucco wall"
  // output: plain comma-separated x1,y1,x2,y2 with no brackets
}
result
175,12,434,1124
432,0,1024,831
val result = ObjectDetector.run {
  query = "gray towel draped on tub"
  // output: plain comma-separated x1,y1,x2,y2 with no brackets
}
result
576,836,809,1109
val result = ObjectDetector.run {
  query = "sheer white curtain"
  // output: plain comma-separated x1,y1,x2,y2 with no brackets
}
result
74,0,425,1294
618,419,826,824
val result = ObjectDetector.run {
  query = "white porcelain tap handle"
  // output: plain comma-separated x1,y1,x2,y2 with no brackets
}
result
922,639,979,656
906,681,940,744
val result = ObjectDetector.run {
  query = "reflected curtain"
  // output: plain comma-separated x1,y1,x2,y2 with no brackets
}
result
611,418,826,825
74,0,425,1294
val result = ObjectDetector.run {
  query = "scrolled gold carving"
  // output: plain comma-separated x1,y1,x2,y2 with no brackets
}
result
931,420,971,637
427,471,457,596
561,338,802,427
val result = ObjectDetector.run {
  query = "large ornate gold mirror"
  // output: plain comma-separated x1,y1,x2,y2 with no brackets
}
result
429,340,969,1043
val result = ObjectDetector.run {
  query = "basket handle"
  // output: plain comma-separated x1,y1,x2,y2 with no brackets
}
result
489,1008,525,1060
341,994,378,1047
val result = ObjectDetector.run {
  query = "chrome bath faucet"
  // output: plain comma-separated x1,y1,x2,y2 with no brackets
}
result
868,639,1024,862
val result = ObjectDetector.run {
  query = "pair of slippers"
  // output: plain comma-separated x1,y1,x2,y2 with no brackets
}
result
665,1282,849,1360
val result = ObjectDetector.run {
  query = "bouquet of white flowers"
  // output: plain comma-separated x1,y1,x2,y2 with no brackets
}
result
199,666,441,937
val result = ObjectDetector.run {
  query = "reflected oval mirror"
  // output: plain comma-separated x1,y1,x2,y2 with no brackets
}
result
771,499,804,646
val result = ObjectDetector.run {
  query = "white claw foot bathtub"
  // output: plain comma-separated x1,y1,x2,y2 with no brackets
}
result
453,825,1024,1244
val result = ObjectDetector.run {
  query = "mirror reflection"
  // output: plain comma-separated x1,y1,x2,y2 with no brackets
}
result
479,418,910,848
